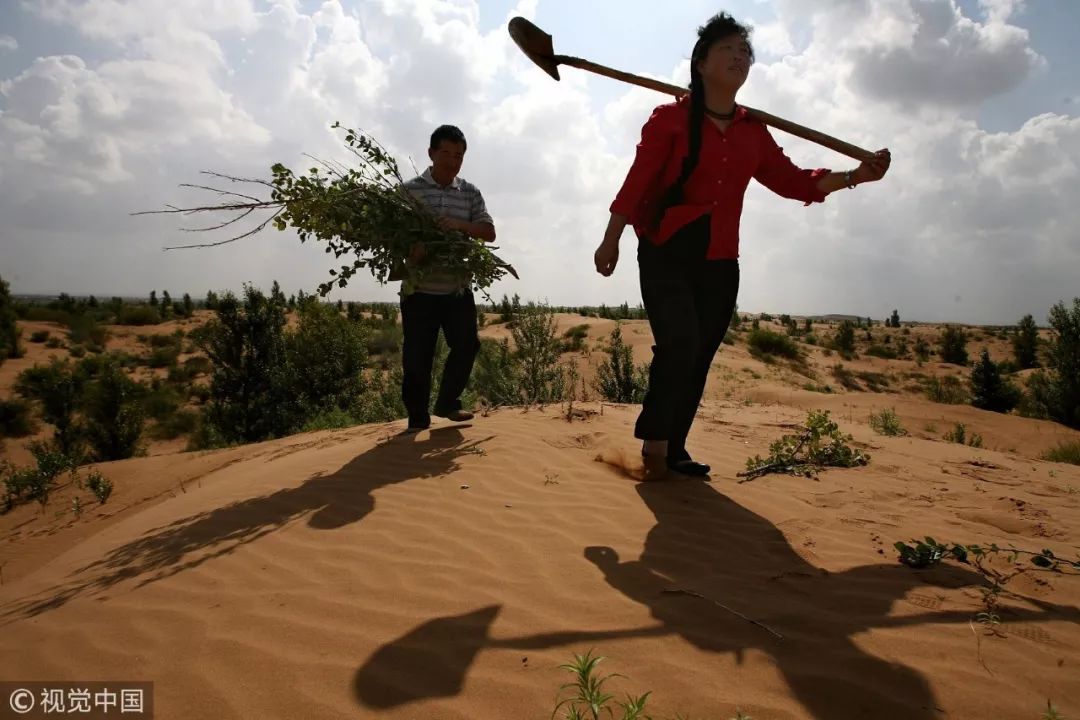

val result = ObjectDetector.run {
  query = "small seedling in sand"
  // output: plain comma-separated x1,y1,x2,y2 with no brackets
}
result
552,650,752,720
944,423,983,448
739,410,869,482
72,496,82,519
1043,701,1064,720
86,471,113,504
869,408,906,436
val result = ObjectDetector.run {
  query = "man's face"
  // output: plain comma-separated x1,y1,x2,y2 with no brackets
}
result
429,140,465,181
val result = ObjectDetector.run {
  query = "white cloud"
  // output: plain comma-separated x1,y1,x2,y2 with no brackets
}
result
0,0,1076,325
0,35,17,52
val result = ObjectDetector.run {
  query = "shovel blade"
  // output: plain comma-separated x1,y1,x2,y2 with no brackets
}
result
508,16,561,80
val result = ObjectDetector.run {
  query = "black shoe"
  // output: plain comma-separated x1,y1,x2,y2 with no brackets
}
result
405,416,430,433
434,407,473,422
667,458,711,476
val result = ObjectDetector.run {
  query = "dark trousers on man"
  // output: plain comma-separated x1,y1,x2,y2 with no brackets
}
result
634,214,740,462
400,290,480,427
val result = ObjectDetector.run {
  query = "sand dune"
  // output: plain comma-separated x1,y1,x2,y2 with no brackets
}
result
2,399,1078,719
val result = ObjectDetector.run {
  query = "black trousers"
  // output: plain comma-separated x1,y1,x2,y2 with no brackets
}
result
634,214,740,462
400,291,480,424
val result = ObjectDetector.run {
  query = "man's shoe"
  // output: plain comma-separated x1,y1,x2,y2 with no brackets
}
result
404,416,431,433
435,408,474,422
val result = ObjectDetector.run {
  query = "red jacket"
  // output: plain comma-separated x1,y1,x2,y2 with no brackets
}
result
610,97,830,259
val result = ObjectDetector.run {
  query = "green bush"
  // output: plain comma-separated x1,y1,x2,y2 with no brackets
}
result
944,422,983,448
939,325,969,365
115,305,162,326
924,375,969,405
866,344,898,359
1013,314,1040,369
869,408,906,436
30,330,50,343
1042,440,1080,465
469,338,521,407
594,325,649,404
0,278,22,362
82,360,145,461
832,320,856,354
561,324,590,353
14,358,86,459
747,328,801,361
150,408,199,440
970,349,1021,413
0,398,37,438
1024,298,1080,429
512,303,564,404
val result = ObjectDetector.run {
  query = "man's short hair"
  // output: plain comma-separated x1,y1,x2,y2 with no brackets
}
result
430,124,467,152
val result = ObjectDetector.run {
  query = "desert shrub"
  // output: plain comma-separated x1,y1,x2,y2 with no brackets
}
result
0,398,37,438
1013,314,1040,369
512,303,564,404
470,338,521,407
939,325,969,366
970,349,1021,413
115,305,162,326
0,276,23,362
832,320,856,354
924,375,969,405
82,359,145,461
944,422,983,447
14,358,86,458
594,325,649,404
1042,440,1080,465
866,344,898,359
1023,299,1080,429
747,328,801,361
561,324,590,353
870,408,906,436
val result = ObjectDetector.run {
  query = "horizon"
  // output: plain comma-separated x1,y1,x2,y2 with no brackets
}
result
2,1,1079,326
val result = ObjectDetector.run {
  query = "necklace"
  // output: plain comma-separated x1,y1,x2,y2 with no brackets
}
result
704,104,737,121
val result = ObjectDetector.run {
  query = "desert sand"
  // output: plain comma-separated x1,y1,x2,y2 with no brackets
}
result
2,312,1079,719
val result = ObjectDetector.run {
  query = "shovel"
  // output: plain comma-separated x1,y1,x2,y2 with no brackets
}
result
508,16,876,163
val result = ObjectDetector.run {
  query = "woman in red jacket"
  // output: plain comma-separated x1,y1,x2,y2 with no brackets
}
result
594,12,890,478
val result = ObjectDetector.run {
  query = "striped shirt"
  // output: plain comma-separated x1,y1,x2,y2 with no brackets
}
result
401,168,494,295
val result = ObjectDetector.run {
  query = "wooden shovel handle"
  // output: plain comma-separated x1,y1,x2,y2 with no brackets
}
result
557,55,876,163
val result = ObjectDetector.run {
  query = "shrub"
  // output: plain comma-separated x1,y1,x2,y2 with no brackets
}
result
1013,314,1039,369
86,471,113,504
870,408,906,436
115,305,162,326
866,344,898,359
939,325,969,365
1024,298,1080,429
1042,440,1080,465
512,303,564,404
470,338,521,407
832,320,856,354
561,324,590,353
0,275,22,362
30,330,50,343
14,358,85,458
944,422,983,448
0,398,37,438
747,328,801,361
82,359,145,461
924,375,969,405
150,408,199,440
594,325,649,404
970,349,1021,413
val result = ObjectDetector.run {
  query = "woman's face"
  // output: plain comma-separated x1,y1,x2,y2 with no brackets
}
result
696,34,752,90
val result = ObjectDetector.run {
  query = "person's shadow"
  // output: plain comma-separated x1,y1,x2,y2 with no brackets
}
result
2,426,488,621
355,477,1080,719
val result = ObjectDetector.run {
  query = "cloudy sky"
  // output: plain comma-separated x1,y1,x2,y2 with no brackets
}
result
1,0,1077,324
